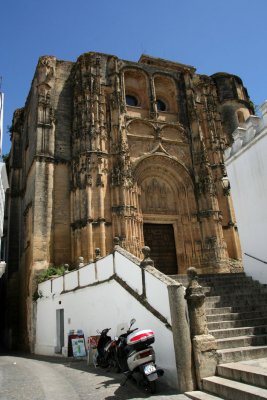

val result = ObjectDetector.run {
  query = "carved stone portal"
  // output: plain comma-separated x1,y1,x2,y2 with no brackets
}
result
7,52,248,350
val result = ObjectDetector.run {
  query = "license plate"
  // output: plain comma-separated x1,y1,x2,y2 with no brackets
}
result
144,363,156,375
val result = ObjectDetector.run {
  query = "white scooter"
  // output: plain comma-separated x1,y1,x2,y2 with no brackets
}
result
116,319,164,394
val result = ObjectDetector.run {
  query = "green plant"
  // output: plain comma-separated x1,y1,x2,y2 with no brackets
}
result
37,265,65,283
2,153,9,162
32,290,40,302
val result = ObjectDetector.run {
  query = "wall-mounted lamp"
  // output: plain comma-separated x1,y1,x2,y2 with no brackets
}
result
221,175,231,196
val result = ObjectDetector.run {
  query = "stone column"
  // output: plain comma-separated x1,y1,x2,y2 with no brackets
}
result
139,247,195,391
149,76,158,118
185,267,219,389
168,283,196,392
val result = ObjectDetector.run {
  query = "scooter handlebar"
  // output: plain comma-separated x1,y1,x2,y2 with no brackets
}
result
127,327,138,334
101,328,111,335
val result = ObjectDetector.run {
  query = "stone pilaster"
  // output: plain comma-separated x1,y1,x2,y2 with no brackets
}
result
185,267,219,389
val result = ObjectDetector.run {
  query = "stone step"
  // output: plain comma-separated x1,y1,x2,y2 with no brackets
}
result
206,295,267,307
204,286,267,296
206,306,234,315
216,334,267,350
174,277,251,285
204,281,266,289
203,375,267,399
206,304,267,315
201,275,254,283
216,334,267,349
210,325,267,339
217,362,267,389
206,293,267,301
217,345,267,363
170,273,248,285
208,317,267,331
202,277,249,283
199,272,246,279
182,272,267,399
207,310,267,323
185,390,224,400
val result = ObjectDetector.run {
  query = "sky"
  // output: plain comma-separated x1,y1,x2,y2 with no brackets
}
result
1,0,267,155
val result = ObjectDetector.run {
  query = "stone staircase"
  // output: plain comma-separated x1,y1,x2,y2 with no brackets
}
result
170,272,267,399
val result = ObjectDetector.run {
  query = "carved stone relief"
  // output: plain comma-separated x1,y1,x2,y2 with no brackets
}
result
163,144,190,164
160,126,187,142
141,177,176,214
37,56,56,86
127,120,155,137
128,138,155,159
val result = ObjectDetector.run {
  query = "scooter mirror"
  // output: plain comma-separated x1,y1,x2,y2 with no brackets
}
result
130,318,136,327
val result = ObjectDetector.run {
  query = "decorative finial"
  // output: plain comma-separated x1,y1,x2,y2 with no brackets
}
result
113,237,120,248
187,267,198,285
78,257,84,269
140,246,154,269
95,248,101,260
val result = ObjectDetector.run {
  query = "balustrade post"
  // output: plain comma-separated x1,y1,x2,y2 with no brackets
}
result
139,246,154,299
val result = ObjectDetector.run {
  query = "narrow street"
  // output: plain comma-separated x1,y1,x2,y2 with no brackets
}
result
0,353,189,400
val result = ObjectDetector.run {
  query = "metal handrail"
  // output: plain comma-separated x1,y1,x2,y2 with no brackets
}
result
244,252,267,265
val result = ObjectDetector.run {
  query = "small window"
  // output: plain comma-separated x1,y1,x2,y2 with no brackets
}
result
126,95,138,107
156,99,166,112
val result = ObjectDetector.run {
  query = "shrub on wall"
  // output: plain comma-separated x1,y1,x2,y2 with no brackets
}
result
37,265,65,283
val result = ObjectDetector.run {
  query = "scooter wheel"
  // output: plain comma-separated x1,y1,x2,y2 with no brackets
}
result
143,379,156,394
115,363,121,373
148,380,156,394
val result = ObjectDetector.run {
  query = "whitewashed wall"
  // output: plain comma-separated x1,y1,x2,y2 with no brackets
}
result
35,250,179,388
225,101,267,283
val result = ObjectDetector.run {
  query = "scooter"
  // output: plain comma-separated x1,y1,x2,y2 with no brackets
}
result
115,319,164,394
95,327,112,368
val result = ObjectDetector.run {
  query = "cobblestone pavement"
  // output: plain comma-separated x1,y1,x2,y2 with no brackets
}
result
0,353,189,400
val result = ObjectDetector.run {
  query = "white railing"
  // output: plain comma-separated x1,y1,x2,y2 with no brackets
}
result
38,249,175,325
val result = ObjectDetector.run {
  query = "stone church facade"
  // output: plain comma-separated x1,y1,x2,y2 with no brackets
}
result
6,52,252,349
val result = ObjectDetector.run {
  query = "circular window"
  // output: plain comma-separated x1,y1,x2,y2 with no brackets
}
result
126,95,138,107
156,99,166,112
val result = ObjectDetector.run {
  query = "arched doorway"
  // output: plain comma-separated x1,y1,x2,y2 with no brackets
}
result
140,176,178,274
134,154,200,275
143,223,177,274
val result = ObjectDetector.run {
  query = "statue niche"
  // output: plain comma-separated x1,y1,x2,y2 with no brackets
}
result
141,178,175,214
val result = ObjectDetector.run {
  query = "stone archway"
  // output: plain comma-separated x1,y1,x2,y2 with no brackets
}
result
134,154,201,274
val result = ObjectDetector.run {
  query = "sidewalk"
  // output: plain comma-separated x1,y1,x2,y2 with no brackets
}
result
0,351,190,400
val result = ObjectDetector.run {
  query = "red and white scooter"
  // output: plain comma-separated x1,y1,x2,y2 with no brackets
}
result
115,318,164,393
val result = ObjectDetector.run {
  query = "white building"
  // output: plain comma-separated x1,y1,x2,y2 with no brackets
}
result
35,247,193,391
225,101,267,283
